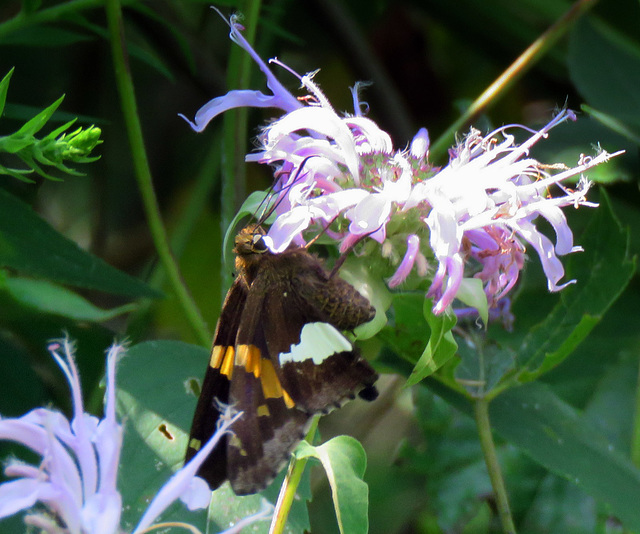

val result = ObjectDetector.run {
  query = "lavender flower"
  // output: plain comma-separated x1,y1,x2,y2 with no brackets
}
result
182,14,622,320
0,339,264,534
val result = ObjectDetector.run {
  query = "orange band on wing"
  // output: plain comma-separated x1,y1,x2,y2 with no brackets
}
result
211,345,237,378
220,347,235,378
260,359,295,409
210,345,226,368
236,344,262,378
212,344,294,408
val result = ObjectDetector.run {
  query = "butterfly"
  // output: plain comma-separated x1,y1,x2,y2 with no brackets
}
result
185,224,378,495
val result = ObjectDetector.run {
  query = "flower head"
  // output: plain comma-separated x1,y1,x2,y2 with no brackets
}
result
182,15,622,321
0,339,258,534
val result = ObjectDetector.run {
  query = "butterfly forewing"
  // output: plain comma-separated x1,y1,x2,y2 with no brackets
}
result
185,277,247,489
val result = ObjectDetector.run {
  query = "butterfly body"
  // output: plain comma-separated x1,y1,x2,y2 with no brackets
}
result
186,225,378,495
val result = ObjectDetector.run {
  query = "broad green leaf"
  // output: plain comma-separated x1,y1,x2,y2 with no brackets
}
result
403,387,544,531
582,104,640,146
491,383,640,531
461,502,491,534
0,189,160,298
116,341,307,533
516,194,633,382
405,299,457,386
296,436,369,534
424,379,640,531
3,276,137,321
455,337,516,398
582,353,637,449
519,473,597,534
569,17,640,129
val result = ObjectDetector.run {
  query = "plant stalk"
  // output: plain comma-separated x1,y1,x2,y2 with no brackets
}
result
105,0,209,346
431,0,598,160
220,0,262,293
269,417,319,534
474,397,517,534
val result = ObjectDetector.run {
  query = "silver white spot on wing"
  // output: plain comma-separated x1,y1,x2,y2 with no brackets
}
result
279,322,352,365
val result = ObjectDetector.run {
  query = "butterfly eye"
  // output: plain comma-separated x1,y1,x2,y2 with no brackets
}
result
251,233,268,253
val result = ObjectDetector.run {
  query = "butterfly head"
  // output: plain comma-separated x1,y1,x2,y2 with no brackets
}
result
234,224,269,256
234,225,272,277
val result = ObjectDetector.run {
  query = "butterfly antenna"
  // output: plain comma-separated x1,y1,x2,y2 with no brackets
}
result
256,155,319,225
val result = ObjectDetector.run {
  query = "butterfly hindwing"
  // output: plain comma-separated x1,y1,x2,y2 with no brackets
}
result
262,250,378,414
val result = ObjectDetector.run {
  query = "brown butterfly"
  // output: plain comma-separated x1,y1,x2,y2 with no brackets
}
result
185,224,378,495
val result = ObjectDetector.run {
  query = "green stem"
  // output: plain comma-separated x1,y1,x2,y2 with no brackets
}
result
430,0,598,160
220,0,262,292
474,397,517,534
104,0,209,346
269,417,319,534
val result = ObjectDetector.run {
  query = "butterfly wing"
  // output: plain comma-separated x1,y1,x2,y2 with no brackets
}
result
263,251,378,414
185,277,246,490
226,284,311,495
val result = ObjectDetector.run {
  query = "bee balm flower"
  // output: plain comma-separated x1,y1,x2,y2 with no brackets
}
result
0,339,261,534
182,14,622,320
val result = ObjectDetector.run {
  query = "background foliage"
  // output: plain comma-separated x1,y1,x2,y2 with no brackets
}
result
1,0,639,533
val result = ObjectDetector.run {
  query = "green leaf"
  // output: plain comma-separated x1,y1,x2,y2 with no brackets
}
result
582,104,640,146
516,194,634,382
569,17,640,131
4,276,137,321
424,379,640,531
405,300,457,386
0,68,14,118
455,338,516,397
21,0,42,15
519,473,597,533
116,341,207,530
0,189,160,298
222,190,272,269
296,436,370,534
0,135,34,153
15,95,65,137
0,162,33,182
490,383,640,531
456,277,488,327
340,256,391,340
116,340,307,533
0,26,93,47
377,292,430,364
